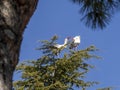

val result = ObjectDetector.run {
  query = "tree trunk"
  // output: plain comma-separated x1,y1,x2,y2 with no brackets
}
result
0,0,38,89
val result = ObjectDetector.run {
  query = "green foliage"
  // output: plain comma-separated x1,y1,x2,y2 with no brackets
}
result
13,36,100,90
97,87,112,90
71,0,120,29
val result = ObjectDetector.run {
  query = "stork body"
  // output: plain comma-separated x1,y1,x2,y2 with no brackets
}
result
53,38,68,57
69,35,80,49
54,38,68,49
73,35,80,46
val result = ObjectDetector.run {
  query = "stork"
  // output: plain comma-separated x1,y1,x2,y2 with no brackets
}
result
73,35,80,46
53,38,68,57
54,38,68,49
69,35,80,50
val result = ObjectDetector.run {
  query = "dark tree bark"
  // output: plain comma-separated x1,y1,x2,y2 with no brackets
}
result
0,0,38,89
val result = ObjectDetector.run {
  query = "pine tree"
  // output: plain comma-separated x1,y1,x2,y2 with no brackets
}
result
97,87,112,90
71,0,120,29
13,36,100,90
0,0,38,89
0,0,119,89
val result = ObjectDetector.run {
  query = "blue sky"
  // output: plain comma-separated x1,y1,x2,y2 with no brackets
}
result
14,0,120,90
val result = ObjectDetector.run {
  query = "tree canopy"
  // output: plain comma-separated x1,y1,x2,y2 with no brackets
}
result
13,36,100,90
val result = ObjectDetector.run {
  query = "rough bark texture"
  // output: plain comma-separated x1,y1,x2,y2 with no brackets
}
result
0,0,38,89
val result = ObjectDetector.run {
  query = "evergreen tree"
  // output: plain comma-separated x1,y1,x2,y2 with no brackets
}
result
0,0,119,89
97,87,112,90
71,0,120,29
0,0,38,89
13,36,100,90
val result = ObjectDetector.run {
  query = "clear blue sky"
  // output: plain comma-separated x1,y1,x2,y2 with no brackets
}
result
14,0,120,90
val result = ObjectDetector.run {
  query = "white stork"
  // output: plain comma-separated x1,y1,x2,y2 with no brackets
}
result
54,38,68,49
69,35,81,49
53,38,68,57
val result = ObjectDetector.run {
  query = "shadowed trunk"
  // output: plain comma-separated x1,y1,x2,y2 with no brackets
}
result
0,0,38,89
